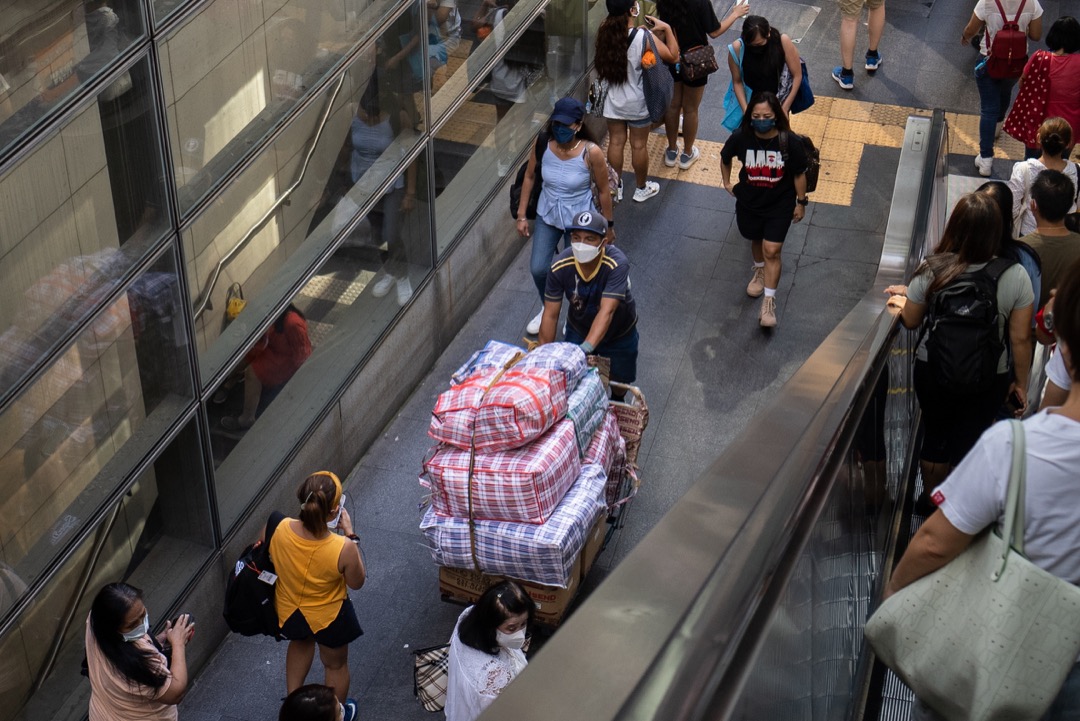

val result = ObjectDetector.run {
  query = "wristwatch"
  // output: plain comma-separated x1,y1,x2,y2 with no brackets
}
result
796,196,809,206
1044,310,1055,333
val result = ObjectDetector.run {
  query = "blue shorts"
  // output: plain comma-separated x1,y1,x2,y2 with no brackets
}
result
565,326,639,385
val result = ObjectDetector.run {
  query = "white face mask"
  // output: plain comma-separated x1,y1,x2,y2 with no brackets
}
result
327,494,346,529
630,1,640,16
496,628,527,649
121,612,150,642
571,242,603,264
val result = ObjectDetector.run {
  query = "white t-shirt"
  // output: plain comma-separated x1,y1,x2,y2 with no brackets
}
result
603,28,648,121
973,0,1043,55
445,608,527,721
1045,347,1072,391
933,411,1080,585
1008,158,1079,237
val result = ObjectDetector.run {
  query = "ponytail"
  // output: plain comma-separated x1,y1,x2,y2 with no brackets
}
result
296,471,341,535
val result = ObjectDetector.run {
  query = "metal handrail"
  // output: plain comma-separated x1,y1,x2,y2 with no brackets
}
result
192,74,345,321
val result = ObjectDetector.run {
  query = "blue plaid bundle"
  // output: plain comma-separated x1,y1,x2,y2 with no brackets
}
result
566,369,608,457
420,464,608,587
450,340,522,385
584,410,628,506
450,341,588,391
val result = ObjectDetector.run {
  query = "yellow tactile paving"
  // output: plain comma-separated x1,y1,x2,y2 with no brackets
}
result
435,94,1030,208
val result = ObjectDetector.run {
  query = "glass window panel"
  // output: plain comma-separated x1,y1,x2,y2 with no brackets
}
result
432,58,558,255
0,0,146,160
0,420,214,721
208,149,433,530
0,251,194,615
160,0,411,215
0,57,170,407
186,50,424,386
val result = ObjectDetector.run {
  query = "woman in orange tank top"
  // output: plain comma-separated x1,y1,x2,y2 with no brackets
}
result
267,472,366,719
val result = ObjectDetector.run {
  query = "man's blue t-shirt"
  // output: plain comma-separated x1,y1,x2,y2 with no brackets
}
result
544,245,637,342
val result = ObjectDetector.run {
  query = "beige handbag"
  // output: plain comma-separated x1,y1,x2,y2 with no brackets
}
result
865,420,1080,721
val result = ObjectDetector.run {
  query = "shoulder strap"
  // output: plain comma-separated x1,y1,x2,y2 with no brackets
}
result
265,511,286,545
629,27,641,45
994,419,1027,581
992,0,1009,23
1012,0,1026,22
778,131,789,161
982,256,1017,283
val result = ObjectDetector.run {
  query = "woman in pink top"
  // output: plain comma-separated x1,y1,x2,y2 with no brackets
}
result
1005,16,1080,158
85,582,194,721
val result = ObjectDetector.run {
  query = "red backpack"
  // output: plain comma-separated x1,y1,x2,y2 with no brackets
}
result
985,0,1028,79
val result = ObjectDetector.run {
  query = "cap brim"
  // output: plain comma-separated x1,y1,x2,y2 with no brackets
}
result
550,113,581,125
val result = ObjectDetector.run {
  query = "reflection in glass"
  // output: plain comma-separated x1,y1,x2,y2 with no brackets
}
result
159,0,408,215
209,150,433,531
187,47,423,385
0,421,214,721
0,251,193,620
0,58,169,407
0,0,146,159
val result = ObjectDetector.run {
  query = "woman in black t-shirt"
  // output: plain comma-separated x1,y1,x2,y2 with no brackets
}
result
656,0,747,170
720,90,808,329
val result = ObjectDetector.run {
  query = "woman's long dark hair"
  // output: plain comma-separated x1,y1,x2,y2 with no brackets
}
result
739,90,791,135
655,0,690,43
595,13,632,85
919,192,1003,297
458,581,536,655
977,181,1042,272
90,583,168,690
741,16,785,84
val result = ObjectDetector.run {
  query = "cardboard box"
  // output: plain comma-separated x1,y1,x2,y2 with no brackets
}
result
437,515,608,627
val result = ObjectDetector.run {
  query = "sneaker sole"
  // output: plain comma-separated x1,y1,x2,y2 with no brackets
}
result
760,318,777,328
832,74,854,90
664,155,678,168
633,191,659,203
747,287,764,298
865,60,881,72
678,154,699,170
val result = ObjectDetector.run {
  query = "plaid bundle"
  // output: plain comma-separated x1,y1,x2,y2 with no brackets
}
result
423,419,582,523
584,410,628,506
420,464,608,587
430,368,568,453
451,340,523,385
450,341,588,391
566,368,608,456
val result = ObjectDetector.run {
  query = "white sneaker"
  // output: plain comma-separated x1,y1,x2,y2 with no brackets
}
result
616,181,624,203
526,309,543,335
395,276,413,306
371,272,394,297
632,181,660,203
678,146,700,170
974,154,993,177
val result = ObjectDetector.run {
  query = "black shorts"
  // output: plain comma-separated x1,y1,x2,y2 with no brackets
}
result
914,361,1011,466
669,63,708,88
735,206,794,244
280,598,363,648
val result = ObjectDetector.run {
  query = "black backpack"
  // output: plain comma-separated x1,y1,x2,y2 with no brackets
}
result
223,511,285,637
780,131,820,194
509,132,548,220
924,258,1015,394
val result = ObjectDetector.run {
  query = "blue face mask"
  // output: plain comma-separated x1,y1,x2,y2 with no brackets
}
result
751,118,776,133
552,123,576,143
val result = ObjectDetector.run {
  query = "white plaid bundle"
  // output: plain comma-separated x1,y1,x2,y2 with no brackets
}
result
429,368,568,453
420,464,608,587
451,340,522,385
566,369,608,456
423,419,582,523
450,341,588,391
584,410,629,507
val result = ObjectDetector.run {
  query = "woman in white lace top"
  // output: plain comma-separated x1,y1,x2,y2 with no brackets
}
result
445,581,535,721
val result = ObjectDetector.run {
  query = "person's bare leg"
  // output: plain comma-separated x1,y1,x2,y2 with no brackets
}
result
607,120,628,174
680,85,706,156
240,364,261,426
286,639,316,694
762,240,783,289
751,239,765,264
628,125,651,187
839,14,858,69
319,644,351,702
867,3,885,53
664,83,683,153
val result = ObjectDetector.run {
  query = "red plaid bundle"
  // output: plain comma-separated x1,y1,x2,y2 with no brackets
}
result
584,409,628,506
423,419,582,523
429,368,568,453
